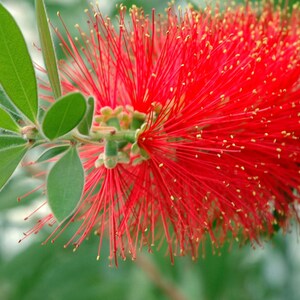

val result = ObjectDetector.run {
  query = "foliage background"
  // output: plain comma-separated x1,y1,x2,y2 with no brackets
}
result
0,0,299,299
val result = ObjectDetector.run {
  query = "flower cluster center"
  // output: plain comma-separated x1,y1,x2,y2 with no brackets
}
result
93,106,149,169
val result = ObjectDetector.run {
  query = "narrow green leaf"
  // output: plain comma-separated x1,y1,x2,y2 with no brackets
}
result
0,4,38,123
36,145,69,163
0,87,21,119
47,147,84,222
0,107,20,133
36,0,61,99
42,92,87,140
0,135,27,148
77,97,94,135
0,135,28,191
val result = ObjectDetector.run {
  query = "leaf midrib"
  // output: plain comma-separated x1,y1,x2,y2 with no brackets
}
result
0,9,36,123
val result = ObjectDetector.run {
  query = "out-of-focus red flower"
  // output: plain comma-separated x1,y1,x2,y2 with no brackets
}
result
29,1,300,265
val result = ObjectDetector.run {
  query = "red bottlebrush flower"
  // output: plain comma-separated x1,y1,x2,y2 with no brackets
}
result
27,1,300,265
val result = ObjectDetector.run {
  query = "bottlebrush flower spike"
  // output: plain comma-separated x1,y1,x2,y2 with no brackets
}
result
27,1,300,265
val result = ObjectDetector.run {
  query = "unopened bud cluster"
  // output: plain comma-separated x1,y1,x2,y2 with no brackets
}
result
94,106,149,169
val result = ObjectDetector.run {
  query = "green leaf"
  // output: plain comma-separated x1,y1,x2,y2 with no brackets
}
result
0,135,28,191
0,135,27,148
77,97,94,135
36,0,61,99
0,4,38,123
47,147,84,222
0,107,20,133
36,145,69,163
42,92,87,140
0,87,22,119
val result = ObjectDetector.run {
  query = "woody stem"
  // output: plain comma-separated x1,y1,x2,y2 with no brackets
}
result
136,254,188,300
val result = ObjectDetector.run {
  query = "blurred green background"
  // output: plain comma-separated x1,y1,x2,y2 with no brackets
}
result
0,0,300,299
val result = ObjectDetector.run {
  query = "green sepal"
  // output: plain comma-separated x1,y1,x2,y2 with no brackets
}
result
104,140,118,169
131,117,144,130
106,117,121,130
105,140,118,157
